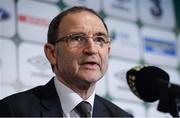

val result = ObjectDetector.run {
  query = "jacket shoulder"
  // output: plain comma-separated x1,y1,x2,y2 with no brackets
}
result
0,85,43,102
0,85,45,116
0,78,55,103
0,78,58,117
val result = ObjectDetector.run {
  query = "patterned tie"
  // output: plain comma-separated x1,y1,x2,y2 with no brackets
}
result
75,101,92,117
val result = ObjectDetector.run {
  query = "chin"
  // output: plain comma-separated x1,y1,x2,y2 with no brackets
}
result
83,76,102,83
77,72,103,83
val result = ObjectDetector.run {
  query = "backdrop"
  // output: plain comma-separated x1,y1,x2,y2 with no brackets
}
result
0,0,180,117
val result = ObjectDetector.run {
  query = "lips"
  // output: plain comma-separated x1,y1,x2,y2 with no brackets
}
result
83,61,98,65
81,60,100,69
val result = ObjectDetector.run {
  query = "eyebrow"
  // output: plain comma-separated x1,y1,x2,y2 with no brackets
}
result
67,32,108,37
94,32,108,37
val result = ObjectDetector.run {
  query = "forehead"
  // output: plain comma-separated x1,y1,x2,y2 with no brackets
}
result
58,11,107,35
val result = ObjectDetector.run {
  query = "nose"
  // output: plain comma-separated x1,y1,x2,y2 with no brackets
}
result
83,38,98,55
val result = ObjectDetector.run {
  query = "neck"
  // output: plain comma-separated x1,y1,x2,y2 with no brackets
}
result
74,83,95,100
57,76,96,100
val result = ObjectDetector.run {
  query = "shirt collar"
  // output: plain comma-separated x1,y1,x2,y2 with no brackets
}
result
54,77,95,116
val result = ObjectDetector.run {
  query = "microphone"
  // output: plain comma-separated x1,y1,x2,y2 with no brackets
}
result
126,65,180,102
126,65,180,116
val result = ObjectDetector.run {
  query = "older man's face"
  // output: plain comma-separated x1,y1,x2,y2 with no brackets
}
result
54,11,110,89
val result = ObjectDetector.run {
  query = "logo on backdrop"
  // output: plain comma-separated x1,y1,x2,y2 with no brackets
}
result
0,8,10,21
111,0,131,12
150,0,163,18
110,30,129,42
19,15,49,27
27,55,50,71
144,37,176,56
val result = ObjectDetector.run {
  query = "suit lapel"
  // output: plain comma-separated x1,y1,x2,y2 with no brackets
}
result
35,79,112,117
40,98,62,116
93,95,111,117
34,78,63,117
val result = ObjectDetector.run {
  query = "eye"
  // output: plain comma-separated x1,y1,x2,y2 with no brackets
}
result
94,36,106,43
71,36,81,41
70,35,84,42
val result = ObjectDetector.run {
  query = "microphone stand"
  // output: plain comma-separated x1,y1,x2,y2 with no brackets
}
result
168,84,180,117
157,81,180,117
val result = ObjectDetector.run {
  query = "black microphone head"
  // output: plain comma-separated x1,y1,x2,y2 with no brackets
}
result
126,65,169,102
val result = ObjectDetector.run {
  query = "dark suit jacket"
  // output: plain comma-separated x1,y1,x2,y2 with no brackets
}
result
0,78,133,117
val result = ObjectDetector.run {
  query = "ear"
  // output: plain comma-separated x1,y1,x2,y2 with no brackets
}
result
108,45,111,55
44,43,57,65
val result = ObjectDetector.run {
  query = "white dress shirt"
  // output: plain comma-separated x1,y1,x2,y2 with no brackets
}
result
54,77,95,117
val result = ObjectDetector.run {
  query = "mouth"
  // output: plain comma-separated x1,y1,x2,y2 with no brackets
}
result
81,61,99,69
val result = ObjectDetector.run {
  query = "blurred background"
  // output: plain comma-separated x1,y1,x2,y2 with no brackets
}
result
1,0,180,117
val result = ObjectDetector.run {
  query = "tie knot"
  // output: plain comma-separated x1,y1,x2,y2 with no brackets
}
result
75,101,92,117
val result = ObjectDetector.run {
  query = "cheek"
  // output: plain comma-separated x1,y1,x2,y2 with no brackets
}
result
57,49,80,70
100,50,109,71
104,55,109,70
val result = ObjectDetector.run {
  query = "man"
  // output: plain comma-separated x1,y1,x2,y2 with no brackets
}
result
0,6,132,117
